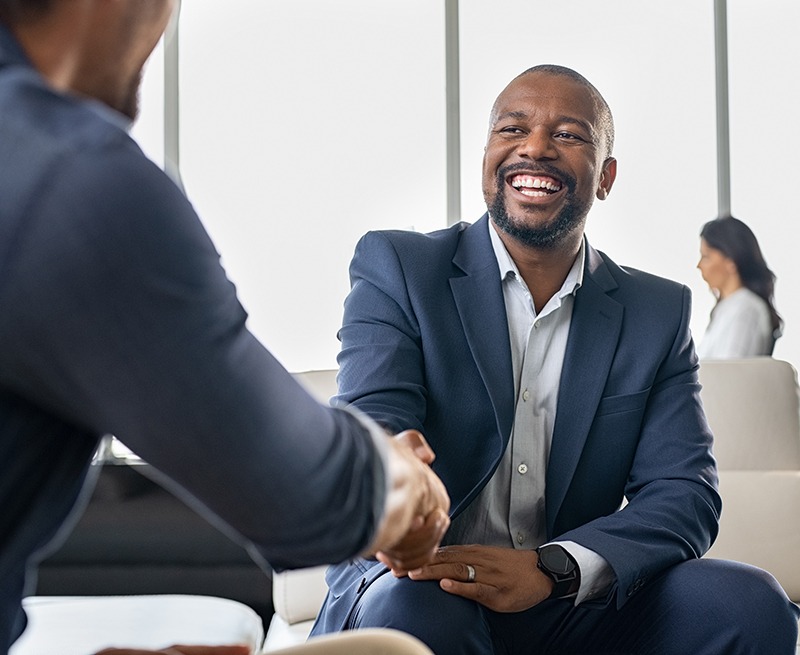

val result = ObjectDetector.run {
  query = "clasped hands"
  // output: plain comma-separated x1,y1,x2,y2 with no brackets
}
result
366,432,553,613
364,430,451,574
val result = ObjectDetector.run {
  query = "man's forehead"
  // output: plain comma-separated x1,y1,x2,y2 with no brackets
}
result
492,75,599,123
498,73,593,106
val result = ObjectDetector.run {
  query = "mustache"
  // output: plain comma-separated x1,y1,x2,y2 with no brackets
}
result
497,162,576,193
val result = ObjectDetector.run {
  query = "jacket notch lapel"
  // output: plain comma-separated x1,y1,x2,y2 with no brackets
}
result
450,217,515,447
546,249,623,536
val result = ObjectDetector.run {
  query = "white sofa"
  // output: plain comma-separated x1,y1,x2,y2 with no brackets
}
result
10,593,432,655
698,358,800,602
9,594,265,655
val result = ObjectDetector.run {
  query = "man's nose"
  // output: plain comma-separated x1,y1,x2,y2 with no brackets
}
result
517,127,557,159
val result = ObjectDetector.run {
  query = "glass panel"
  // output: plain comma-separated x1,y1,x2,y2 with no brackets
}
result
728,0,799,364
459,0,718,342
177,1,447,371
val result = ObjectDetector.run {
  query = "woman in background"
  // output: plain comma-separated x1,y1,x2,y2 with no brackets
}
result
696,215,782,359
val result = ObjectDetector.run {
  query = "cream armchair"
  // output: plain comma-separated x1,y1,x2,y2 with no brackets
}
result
698,358,800,601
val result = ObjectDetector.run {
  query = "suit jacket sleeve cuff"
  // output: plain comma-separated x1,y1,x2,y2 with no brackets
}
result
552,539,616,605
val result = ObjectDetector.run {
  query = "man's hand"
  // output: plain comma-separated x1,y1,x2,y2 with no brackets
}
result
95,646,251,655
407,544,554,613
364,430,450,572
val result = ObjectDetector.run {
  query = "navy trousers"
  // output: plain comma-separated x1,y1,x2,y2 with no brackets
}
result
346,559,799,655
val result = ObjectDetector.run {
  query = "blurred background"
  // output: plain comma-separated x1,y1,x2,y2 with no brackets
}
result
132,0,800,373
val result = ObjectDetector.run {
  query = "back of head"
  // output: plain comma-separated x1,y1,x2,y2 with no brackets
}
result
700,215,782,336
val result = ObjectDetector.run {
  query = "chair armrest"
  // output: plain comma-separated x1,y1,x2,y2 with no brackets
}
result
705,470,800,601
271,566,329,625
10,595,264,655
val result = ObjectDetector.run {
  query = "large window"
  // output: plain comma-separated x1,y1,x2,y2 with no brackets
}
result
132,1,800,370
728,0,799,360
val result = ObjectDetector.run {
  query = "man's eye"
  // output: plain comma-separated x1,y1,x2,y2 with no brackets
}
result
554,132,584,141
498,126,524,135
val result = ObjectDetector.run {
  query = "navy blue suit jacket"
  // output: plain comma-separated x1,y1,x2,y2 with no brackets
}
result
313,215,720,632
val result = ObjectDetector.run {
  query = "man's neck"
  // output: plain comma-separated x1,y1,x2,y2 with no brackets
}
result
6,3,90,94
492,223,583,314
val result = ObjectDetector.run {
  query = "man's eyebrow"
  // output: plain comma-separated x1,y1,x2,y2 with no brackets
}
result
493,110,529,124
493,111,596,138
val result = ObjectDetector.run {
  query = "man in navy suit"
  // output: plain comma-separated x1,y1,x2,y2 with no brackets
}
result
311,65,800,653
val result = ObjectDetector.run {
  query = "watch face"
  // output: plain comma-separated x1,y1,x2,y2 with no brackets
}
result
540,546,574,575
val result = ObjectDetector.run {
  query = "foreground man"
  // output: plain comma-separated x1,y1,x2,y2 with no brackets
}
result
0,1,449,653
311,65,800,653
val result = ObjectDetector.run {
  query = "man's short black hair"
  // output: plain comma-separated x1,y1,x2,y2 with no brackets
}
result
517,64,615,158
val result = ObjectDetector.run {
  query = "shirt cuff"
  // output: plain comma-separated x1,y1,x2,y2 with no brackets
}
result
551,540,615,605
337,405,392,539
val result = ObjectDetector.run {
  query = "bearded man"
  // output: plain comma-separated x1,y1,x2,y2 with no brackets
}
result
311,65,800,654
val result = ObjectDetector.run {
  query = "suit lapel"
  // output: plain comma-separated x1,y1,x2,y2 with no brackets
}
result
450,215,515,447
546,245,623,536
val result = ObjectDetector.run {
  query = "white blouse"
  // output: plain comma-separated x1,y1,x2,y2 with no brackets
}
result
697,287,774,359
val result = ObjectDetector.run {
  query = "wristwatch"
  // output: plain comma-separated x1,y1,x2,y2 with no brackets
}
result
536,544,580,599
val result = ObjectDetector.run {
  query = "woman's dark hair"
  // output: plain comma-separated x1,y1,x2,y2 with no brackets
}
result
700,215,782,338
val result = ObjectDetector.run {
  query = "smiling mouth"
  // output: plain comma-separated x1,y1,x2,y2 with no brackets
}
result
508,174,562,197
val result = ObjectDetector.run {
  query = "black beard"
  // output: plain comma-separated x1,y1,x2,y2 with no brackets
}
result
489,164,586,249
119,70,143,121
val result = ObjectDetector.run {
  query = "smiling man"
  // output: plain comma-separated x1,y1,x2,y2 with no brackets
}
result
310,66,800,654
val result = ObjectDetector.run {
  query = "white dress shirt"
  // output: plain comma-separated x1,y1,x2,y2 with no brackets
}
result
445,220,614,603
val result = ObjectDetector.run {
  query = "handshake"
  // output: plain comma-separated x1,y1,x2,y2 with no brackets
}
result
365,430,451,576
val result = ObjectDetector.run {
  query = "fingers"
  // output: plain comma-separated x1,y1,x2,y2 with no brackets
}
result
440,578,486,601
408,557,475,583
394,429,436,465
363,437,449,557
376,507,450,575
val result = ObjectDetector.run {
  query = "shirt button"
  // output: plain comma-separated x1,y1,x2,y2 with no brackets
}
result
522,389,530,401
517,463,528,475
534,322,540,329
517,533,525,544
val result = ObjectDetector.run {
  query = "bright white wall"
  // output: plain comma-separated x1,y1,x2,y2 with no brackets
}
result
132,0,799,372
727,0,800,365
176,1,446,372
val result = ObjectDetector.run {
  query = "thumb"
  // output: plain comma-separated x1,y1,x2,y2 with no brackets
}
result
394,429,436,464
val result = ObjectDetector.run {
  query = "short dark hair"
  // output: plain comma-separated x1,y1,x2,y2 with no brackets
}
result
516,64,615,158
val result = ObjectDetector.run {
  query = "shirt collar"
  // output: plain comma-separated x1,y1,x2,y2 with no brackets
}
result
487,217,585,299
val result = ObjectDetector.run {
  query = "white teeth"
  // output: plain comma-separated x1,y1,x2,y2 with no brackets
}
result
511,175,561,192
519,189,549,197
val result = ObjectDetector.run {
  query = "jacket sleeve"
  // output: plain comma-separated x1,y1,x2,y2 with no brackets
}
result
557,285,721,609
335,230,429,434
0,141,386,570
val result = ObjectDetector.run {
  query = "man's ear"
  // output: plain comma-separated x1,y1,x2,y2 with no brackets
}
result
596,157,617,201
